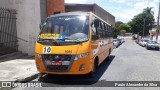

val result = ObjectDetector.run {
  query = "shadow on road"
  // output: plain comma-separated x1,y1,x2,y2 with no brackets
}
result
38,55,115,86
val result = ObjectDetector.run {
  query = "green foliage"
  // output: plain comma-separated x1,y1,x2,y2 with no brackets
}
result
113,28,119,38
118,24,131,33
120,30,126,33
115,21,123,27
128,7,154,36
113,21,132,38
143,7,154,15
113,21,123,38
120,30,126,36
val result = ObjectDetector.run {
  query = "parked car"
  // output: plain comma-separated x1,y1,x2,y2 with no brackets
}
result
141,39,149,47
139,39,143,46
146,40,160,50
132,34,138,40
113,39,120,48
139,39,149,47
121,38,125,43
117,38,122,45
135,39,139,44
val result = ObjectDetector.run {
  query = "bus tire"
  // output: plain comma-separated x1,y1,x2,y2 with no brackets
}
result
88,58,98,78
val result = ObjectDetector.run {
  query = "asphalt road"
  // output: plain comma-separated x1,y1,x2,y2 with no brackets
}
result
13,36,160,90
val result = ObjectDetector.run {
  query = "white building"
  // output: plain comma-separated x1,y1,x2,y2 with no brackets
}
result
0,0,46,55
149,22,160,43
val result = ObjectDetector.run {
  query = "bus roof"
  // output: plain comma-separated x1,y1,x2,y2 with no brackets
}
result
48,12,111,26
49,12,90,18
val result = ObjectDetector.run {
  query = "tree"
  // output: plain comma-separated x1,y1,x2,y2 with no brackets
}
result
129,7,154,36
118,23,131,33
115,21,123,27
128,21,137,34
113,21,124,38
113,28,119,38
120,30,126,36
113,22,131,38
143,7,154,15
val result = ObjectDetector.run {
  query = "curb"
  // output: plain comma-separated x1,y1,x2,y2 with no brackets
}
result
15,73,39,83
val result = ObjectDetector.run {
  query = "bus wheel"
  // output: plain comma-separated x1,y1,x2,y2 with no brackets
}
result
88,59,98,78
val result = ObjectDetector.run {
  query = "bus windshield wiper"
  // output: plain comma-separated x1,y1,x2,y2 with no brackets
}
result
38,39,57,43
58,37,81,43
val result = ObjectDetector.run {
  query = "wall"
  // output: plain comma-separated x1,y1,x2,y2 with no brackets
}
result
65,4,93,12
65,4,115,27
46,0,65,16
93,4,115,27
40,0,47,22
0,0,41,55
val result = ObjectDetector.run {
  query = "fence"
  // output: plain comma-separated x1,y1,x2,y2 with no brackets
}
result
0,8,18,51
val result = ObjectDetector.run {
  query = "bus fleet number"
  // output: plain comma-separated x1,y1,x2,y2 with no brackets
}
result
43,47,52,53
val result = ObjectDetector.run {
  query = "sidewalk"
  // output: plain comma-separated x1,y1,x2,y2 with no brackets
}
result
0,58,39,82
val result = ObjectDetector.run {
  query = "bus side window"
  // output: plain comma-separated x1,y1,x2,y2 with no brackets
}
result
91,16,99,41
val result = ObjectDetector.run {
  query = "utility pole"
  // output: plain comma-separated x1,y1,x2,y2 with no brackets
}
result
143,19,145,38
156,0,160,40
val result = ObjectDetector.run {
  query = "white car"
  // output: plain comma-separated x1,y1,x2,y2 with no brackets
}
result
141,39,149,47
139,40,143,46
146,40,160,50
139,39,149,47
113,39,120,48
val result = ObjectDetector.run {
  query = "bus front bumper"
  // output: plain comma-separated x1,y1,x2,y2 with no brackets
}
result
35,55,94,75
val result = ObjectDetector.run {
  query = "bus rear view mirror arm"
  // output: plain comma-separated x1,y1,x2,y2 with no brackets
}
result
94,19,100,28
39,23,42,29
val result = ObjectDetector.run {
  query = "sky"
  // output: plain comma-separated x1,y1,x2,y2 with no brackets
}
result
65,0,159,23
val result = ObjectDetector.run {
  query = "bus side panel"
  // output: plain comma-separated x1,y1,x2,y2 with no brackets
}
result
91,38,113,65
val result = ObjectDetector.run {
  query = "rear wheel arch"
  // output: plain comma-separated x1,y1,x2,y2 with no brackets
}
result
87,56,99,78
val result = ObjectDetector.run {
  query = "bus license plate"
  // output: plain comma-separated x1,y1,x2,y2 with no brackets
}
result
51,61,62,65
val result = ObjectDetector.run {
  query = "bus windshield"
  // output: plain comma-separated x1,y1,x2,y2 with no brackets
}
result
39,15,89,42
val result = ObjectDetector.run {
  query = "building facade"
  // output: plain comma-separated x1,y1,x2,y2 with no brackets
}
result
149,22,160,43
46,0,65,16
65,4,115,27
0,0,42,55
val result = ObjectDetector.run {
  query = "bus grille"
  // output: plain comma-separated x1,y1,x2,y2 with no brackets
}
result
43,54,72,61
42,54,74,72
46,65,69,72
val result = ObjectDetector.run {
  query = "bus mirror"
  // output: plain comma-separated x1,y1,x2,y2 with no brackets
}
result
39,23,42,30
91,44,98,49
94,19,99,28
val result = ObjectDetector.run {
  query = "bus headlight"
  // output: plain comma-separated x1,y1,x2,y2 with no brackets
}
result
74,53,89,60
35,53,42,60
